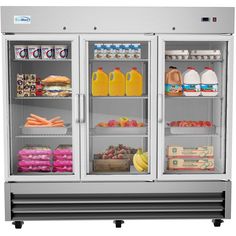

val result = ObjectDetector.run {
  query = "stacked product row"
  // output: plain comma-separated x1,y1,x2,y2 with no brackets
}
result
17,74,71,97
92,67,143,96
165,66,218,96
167,146,214,171
14,45,68,60
17,145,72,173
94,43,141,60
165,50,221,60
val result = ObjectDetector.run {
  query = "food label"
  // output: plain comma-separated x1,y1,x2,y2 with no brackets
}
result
183,84,200,92
201,84,218,92
14,15,31,24
165,84,183,94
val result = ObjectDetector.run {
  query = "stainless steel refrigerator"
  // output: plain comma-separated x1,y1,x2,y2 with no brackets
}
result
1,6,234,229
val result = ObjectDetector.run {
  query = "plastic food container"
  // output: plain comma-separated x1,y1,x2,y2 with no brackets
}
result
55,45,68,59
41,45,54,59
28,45,41,59
165,50,189,60
21,124,70,135
14,45,28,59
190,50,221,60
167,126,216,135
94,126,147,135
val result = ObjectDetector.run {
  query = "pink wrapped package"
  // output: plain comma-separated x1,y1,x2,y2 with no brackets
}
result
53,166,73,172
53,155,72,161
53,145,72,155
19,155,51,161
53,160,72,167
18,146,52,156
18,160,51,167
18,166,51,172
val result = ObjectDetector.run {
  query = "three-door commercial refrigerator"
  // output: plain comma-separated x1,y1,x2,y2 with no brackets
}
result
1,6,234,229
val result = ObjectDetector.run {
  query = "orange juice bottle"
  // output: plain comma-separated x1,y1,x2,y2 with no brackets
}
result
92,67,109,96
109,67,125,96
126,67,143,96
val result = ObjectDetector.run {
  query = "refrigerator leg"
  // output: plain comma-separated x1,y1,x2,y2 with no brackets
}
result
113,220,124,228
12,221,24,229
212,219,224,227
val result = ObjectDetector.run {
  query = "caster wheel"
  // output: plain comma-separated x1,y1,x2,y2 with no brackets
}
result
212,219,224,227
113,220,124,228
12,221,24,229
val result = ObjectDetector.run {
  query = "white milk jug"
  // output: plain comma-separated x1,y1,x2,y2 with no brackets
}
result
182,67,201,96
200,67,218,96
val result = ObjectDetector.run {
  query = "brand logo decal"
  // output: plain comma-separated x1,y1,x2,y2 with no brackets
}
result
14,16,31,24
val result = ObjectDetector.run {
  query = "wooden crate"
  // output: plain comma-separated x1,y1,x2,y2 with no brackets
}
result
93,159,130,172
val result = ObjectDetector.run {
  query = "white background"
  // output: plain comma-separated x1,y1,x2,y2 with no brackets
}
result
0,0,235,235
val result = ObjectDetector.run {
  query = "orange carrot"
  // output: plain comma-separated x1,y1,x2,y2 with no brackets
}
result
52,123,64,127
49,116,61,123
52,120,64,124
30,114,50,124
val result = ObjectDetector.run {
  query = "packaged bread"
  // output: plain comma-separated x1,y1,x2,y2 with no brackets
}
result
41,75,71,85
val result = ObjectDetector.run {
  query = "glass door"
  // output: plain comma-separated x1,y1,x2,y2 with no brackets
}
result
80,34,157,181
158,35,233,180
3,35,79,181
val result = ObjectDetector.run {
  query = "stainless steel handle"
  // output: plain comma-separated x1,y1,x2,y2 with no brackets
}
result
79,94,86,123
158,94,163,123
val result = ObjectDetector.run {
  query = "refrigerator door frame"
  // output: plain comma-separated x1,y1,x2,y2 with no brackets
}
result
157,34,233,181
2,34,80,182
80,34,157,181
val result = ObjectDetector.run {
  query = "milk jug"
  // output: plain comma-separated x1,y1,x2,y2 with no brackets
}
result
182,67,201,96
165,66,183,96
109,68,126,96
200,67,218,96
126,67,143,96
92,67,109,96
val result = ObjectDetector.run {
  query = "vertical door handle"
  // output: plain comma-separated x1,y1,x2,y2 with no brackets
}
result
158,94,163,123
79,94,86,123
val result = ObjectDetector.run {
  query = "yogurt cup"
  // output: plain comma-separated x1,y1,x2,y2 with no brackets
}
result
14,45,28,59
55,45,68,59
28,45,41,60
41,45,54,59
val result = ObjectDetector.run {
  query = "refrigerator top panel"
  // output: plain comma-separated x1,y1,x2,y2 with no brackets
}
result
1,7,234,34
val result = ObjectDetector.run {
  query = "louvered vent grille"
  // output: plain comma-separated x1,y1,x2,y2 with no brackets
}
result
11,192,225,220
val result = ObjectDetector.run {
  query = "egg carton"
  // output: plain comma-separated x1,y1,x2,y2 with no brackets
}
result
190,50,221,60
165,50,189,60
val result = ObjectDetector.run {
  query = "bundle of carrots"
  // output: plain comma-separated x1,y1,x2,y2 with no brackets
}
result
24,114,65,127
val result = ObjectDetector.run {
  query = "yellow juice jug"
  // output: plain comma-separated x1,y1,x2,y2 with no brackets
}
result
126,67,143,96
109,67,125,96
92,67,109,96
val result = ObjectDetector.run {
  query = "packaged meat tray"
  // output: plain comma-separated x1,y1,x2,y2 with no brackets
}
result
18,166,51,172
168,157,215,170
167,145,214,158
53,145,72,155
165,50,189,60
18,146,52,155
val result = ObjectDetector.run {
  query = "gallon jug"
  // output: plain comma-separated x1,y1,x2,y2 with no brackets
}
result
126,67,143,96
109,67,125,96
165,66,183,96
92,67,109,96
182,67,201,96
200,67,218,96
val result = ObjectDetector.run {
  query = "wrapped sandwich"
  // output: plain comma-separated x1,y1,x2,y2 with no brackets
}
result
41,75,72,97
